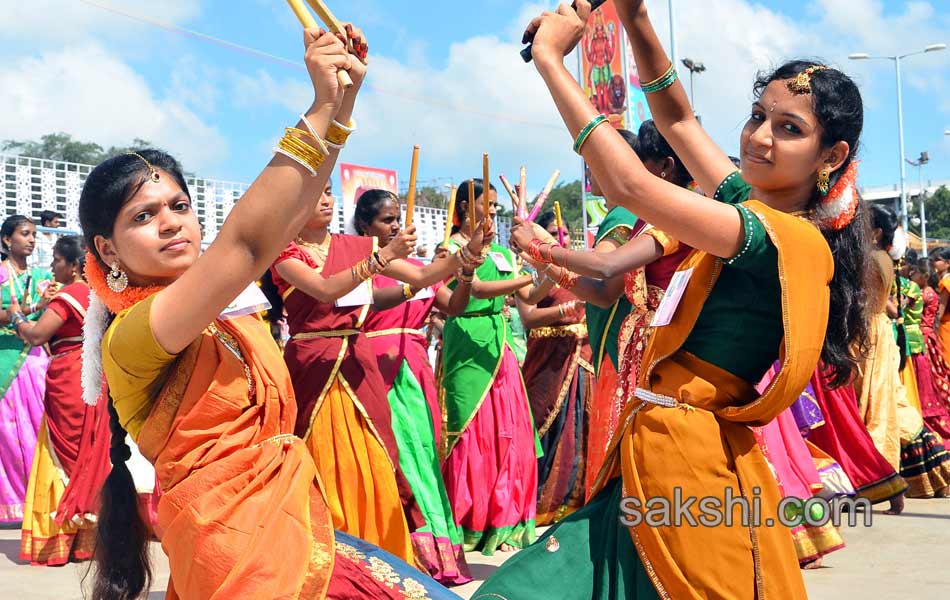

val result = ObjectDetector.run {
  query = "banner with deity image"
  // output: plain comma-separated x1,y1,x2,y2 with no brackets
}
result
577,0,630,245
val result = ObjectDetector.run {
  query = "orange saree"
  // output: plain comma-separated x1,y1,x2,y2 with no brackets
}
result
593,201,830,599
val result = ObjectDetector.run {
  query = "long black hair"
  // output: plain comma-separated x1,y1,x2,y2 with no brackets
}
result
78,150,188,600
755,60,870,387
1,215,34,260
451,178,496,235
354,189,399,235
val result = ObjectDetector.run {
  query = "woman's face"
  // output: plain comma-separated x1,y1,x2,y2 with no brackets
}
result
94,171,202,287
304,183,335,231
365,198,401,247
740,80,841,197
51,251,77,285
3,221,36,259
545,220,572,247
934,257,948,275
468,189,498,224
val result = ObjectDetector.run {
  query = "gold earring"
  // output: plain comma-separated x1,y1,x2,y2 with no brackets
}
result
106,262,128,293
817,167,831,196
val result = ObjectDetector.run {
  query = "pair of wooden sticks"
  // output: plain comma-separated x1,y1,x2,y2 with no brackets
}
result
286,0,365,88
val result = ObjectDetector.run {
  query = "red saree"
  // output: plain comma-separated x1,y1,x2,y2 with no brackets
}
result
272,236,420,564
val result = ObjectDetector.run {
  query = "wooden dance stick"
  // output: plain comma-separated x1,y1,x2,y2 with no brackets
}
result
286,0,353,88
554,200,566,246
468,179,477,239
443,187,457,247
498,175,520,216
519,165,527,218
527,169,561,222
405,145,420,227
482,154,491,228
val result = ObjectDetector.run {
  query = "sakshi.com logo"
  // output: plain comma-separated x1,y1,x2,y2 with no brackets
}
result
618,487,873,528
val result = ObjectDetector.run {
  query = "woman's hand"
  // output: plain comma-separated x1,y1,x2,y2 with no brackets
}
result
382,225,418,262
467,219,495,255
523,1,591,66
339,24,368,88
303,28,351,110
510,220,556,251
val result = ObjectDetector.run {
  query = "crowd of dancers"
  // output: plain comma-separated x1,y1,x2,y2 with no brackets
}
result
0,1,948,599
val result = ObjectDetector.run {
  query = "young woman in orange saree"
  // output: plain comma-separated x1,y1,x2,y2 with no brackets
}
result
476,3,871,598
79,28,459,600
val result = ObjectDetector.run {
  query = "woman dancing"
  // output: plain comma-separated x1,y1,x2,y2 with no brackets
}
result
355,189,476,585
0,215,53,524
440,178,540,555
83,27,458,600
477,1,870,598
15,237,96,565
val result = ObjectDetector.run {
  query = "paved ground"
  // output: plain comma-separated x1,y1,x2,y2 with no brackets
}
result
3,497,948,599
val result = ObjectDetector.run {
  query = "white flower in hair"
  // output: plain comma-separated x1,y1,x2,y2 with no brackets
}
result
81,291,109,406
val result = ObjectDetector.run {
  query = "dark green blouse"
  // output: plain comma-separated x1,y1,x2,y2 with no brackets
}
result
679,172,784,383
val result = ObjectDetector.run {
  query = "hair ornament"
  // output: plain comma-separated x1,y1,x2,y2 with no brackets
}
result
814,161,860,231
125,152,161,183
787,65,828,95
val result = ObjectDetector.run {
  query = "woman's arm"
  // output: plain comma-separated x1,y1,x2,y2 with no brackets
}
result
517,297,578,329
434,271,475,317
150,29,363,354
614,1,736,196
569,274,625,308
472,275,533,300
526,6,743,259
514,270,557,305
14,309,65,347
937,289,948,328
383,220,491,288
372,284,409,312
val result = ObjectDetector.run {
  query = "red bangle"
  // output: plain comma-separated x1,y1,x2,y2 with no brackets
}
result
528,239,545,263
558,269,578,290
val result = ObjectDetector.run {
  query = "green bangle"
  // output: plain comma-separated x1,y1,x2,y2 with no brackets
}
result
573,114,609,155
642,67,678,94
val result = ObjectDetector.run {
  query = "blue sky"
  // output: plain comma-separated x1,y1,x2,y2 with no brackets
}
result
1,0,948,199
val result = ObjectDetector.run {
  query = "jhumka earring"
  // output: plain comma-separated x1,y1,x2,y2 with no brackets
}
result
817,167,831,196
107,262,129,293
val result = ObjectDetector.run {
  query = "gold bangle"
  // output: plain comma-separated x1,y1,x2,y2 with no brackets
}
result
326,118,356,147
285,127,330,156
276,133,327,174
402,283,414,299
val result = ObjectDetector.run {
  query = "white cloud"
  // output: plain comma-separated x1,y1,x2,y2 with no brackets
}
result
0,0,201,48
0,43,227,170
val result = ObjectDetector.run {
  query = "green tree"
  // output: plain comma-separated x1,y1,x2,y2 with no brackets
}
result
915,186,950,242
2,133,158,164
544,180,583,232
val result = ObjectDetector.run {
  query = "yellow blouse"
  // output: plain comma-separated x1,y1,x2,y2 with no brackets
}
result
101,295,176,439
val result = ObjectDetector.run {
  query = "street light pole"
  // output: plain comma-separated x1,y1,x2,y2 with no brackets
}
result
908,152,930,256
849,43,947,233
895,56,909,232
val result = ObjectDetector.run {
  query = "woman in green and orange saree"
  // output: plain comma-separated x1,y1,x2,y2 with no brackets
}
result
476,2,872,598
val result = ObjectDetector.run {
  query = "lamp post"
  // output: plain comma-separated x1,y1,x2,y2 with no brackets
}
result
907,151,931,256
681,58,706,108
849,43,947,232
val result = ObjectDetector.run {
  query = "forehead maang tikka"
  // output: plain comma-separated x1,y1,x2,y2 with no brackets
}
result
125,152,161,183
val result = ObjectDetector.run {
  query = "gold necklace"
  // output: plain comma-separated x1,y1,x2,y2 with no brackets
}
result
296,236,331,262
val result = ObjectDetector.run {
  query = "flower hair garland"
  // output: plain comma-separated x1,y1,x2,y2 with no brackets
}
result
80,252,166,405
815,161,860,231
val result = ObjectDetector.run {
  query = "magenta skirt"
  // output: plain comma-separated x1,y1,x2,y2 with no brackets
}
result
442,346,538,555
0,347,48,523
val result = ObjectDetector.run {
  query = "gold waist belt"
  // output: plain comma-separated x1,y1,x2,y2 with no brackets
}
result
365,328,425,339
292,329,360,340
529,323,588,339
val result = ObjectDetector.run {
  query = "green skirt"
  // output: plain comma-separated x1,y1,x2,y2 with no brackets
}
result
472,479,660,600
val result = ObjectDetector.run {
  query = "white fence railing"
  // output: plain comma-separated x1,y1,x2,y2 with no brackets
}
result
0,153,509,252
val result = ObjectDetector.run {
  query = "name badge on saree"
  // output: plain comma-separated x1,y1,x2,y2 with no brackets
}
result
489,251,513,273
651,268,693,327
336,280,373,308
219,284,272,321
